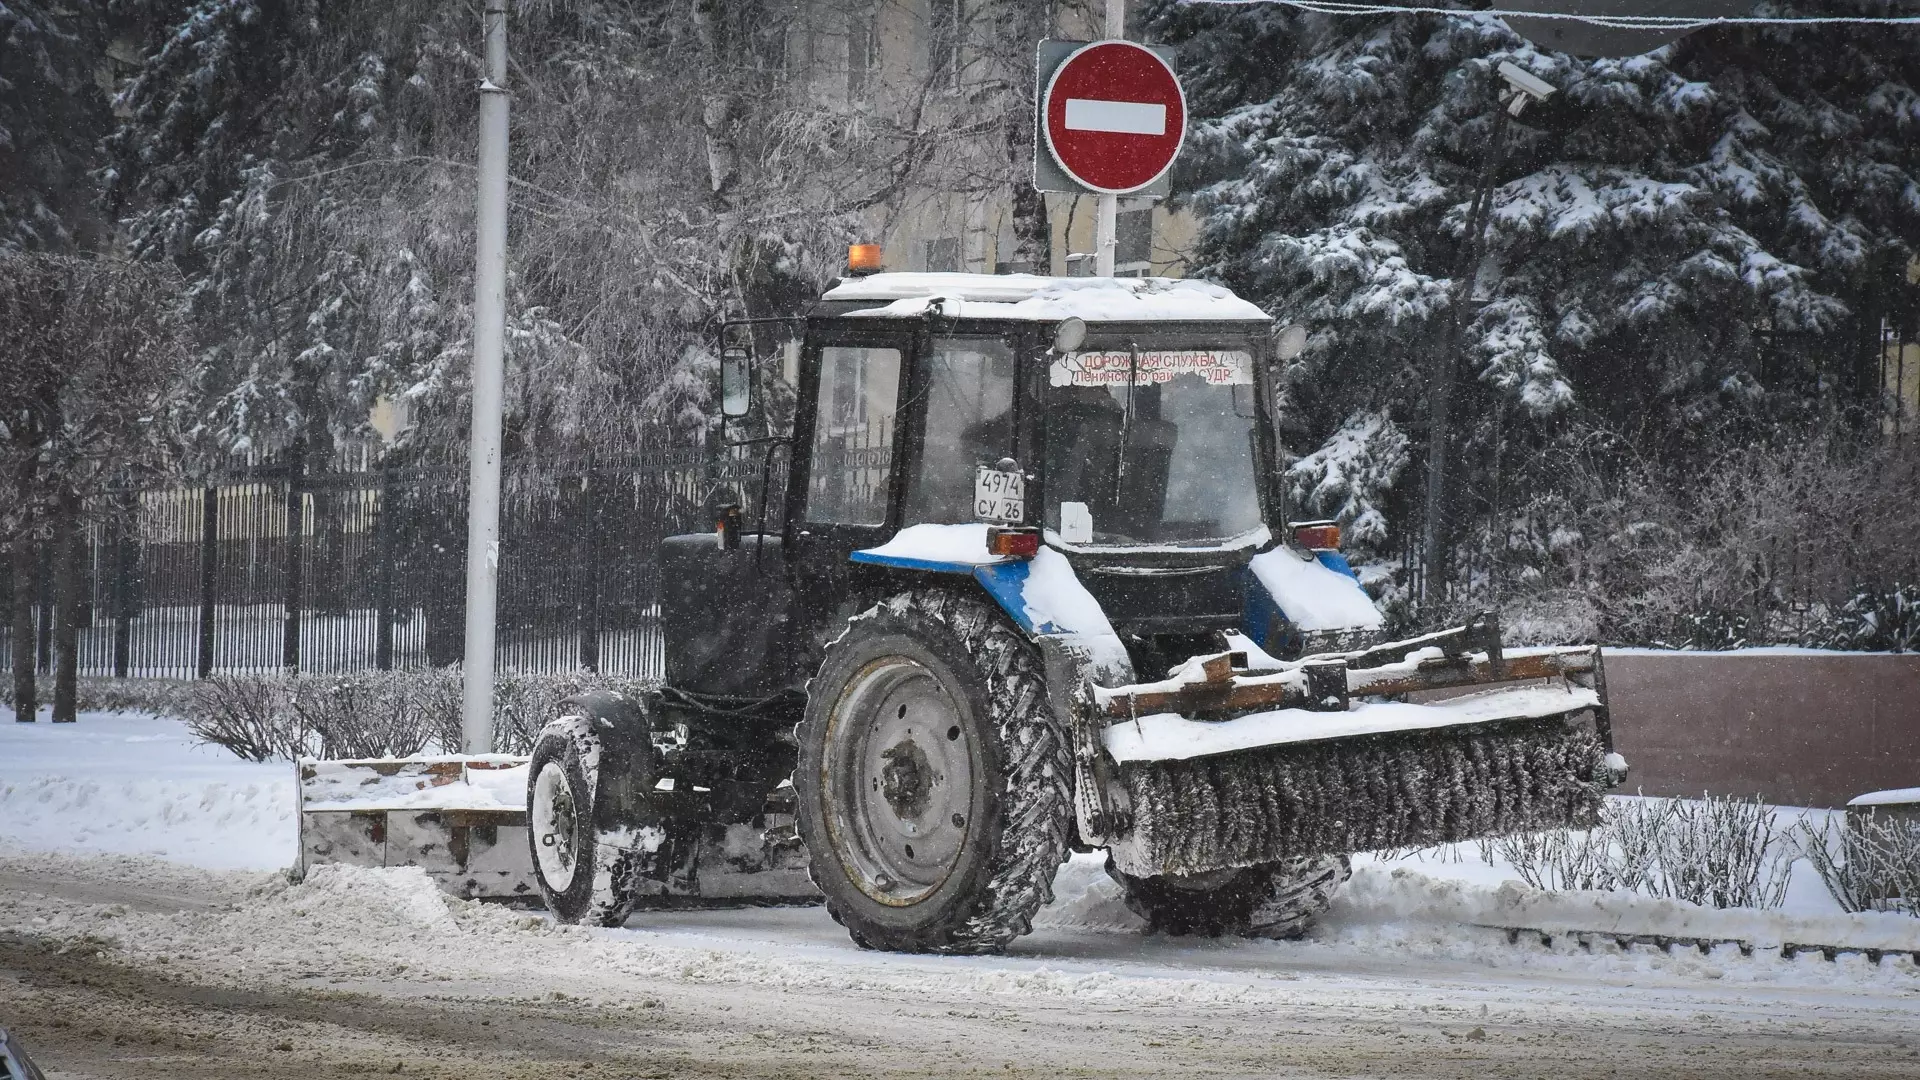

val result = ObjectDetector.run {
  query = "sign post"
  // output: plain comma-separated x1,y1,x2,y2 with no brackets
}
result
1097,0,1124,277
1033,3,1185,277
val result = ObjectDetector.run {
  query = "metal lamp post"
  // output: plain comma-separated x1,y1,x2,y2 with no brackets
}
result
462,0,510,755
1419,63,1555,616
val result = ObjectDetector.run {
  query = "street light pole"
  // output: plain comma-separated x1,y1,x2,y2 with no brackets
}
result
1419,76,1536,617
1093,0,1124,277
462,0,510,755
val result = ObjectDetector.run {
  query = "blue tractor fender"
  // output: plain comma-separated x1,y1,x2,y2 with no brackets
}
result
850,525,1134,681
1241,545,1386,655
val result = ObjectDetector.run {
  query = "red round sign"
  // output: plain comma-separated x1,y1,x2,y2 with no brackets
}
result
1042,41,1187,195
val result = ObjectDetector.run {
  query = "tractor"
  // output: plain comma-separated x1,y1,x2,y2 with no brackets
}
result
523,265,1624,953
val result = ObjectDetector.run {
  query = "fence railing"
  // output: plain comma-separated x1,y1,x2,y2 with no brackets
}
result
0,448,786,680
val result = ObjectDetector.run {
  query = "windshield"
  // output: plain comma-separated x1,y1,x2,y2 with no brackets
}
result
1044,337,1264,546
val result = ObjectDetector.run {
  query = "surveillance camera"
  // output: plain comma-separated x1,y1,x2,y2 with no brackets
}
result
1497,61,1557,102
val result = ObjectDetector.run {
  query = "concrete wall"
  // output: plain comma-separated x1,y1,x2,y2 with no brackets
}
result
1605,651,1920,808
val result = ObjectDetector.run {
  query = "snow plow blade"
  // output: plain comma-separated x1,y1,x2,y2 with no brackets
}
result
297,756,818,905
297,756,538,899
1089,617,1625,878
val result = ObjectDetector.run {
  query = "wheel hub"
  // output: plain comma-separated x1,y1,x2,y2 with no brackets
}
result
880,738,933,817
823,658,977,906
531,760,580,893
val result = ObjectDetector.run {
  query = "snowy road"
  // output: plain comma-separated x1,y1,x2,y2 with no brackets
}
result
3,712,1918,1077
4,853,1919,1079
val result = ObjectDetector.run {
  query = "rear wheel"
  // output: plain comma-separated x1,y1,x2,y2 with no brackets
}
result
1107,855,1350,939
796,590,1072,954
528,708,656,927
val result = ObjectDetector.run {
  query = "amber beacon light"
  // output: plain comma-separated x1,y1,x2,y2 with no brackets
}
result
847,243,883,275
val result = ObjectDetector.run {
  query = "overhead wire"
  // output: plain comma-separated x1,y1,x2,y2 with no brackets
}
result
1178,0,1920,30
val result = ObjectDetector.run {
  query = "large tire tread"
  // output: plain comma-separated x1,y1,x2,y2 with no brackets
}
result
1109,855,1350,941
800,589,1073,955
529,715,647,928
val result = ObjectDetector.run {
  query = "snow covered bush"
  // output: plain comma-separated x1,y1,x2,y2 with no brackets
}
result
1797,813,1920,916
179,675,306,764
291,672,458,761
1485,795,1794,909
1482,432,1920,648
489,671,658,756
171,669,659,760
1816,584,1920,653
71,678,197,719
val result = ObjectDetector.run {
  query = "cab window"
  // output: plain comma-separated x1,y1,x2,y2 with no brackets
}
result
803,344,901,526
903,337,1016,524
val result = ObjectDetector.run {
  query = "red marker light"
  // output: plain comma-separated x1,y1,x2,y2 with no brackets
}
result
1292,522,1341,551
986,527,1042,560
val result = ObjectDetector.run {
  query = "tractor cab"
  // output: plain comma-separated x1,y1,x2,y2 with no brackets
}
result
660,270,1324,700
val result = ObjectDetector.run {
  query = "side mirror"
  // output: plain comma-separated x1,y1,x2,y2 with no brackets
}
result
720,346,752,418
1273,324,1309,361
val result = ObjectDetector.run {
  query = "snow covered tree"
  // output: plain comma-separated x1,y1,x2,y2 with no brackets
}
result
0,253,189,720
101,0,1047,468
1148,0,1920,632
0,0,114,251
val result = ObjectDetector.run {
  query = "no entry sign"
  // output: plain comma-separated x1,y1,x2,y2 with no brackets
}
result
1040,40,1186,195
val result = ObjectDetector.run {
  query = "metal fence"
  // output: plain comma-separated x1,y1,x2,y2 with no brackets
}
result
0,449,786,679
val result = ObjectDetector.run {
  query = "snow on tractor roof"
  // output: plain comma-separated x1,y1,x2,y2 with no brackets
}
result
822,272,1271,323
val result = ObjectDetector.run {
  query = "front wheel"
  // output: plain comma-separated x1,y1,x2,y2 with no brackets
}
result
1107,855,1351,940
795,590,1073,954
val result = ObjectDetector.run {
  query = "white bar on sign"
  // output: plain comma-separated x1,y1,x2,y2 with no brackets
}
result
1063,98,1166,136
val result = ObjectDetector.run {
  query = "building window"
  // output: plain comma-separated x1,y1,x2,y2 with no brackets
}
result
928,0,960,88
925,237,961,273
1115,209,1153,277
847,2,878,99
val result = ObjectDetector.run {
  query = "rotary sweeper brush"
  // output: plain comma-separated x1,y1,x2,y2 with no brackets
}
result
297,263,1625,952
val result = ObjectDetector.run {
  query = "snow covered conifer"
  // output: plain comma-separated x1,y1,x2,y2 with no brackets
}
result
1148,0,1920,621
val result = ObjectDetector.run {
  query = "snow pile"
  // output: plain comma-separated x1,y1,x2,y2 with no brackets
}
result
293,864,460,931
1331,863,1920,953
0,709,296,870
1032,852,1145,932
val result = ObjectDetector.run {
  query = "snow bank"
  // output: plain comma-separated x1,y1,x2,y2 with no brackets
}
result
1849,787,1920,808
0,708,297,870
1330,862,1920,953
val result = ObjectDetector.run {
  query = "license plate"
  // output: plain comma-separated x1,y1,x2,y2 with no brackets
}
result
974,465,1025,524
